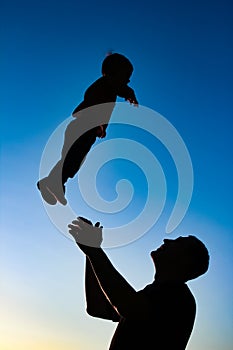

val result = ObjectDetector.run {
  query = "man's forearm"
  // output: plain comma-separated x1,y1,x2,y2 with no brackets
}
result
86,248,136,313
85,257,120,321
69,216,148,319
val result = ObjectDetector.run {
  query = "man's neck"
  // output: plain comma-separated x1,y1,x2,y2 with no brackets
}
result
154,274,184,285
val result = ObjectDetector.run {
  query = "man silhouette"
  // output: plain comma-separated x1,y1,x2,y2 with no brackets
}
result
68,217,209,350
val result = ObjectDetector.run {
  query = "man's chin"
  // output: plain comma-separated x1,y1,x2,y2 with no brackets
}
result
150,251,157,262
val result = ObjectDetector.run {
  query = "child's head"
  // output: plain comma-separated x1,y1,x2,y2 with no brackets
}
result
102,53,133,82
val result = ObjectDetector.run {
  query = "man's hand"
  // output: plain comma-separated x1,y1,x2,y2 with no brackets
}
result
68,216,103,254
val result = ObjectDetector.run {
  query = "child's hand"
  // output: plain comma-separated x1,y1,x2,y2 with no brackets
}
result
68,216,103,252
126,97,139,107
125,87,139,107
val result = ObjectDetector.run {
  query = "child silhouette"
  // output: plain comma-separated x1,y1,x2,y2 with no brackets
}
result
37,53,138,205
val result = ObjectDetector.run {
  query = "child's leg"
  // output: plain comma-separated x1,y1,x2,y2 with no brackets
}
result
37,120,97,205
37,165,67,205
61,128,97,184
36,177,57,205
46,118,86,183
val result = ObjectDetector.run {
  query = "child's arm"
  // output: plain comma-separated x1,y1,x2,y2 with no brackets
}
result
116,85,139,106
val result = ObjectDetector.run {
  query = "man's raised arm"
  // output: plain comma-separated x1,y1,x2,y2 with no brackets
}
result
68,217,148,318
85,256,120,321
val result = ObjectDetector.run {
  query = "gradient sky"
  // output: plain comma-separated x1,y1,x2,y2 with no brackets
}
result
1,0,233,349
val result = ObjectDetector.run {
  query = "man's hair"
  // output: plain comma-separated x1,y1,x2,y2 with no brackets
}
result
184,236,210,281
102,53,133,77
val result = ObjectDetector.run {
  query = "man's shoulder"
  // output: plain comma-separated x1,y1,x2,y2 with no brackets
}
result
140,281,196,304
167,283,196,313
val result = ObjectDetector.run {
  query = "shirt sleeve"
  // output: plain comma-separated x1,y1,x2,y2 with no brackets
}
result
85,257,120,322
116,85,137,101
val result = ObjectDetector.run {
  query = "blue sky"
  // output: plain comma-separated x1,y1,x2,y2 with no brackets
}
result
1,0,233,349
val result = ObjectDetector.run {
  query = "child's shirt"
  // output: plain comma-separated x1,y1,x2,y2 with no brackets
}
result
72,76,137,134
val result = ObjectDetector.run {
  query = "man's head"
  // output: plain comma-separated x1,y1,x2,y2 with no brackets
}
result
102,53,133,82
151,236,209,282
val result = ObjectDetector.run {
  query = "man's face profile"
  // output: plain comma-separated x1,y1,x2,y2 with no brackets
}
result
151,237,188,264
151,236,209,282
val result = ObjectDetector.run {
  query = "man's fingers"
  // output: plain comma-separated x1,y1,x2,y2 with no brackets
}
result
71,218,90,228
76,220,90,230
78,216,93,225
95,222,103,229
71,220,79,225
68,224,81,231
69,228,75,234
76,219,103,229
70,221,84,230
68,217,103,248
69,228,78,236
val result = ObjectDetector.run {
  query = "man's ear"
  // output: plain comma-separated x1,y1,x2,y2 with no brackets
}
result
180,258,194,281
171,254,190,280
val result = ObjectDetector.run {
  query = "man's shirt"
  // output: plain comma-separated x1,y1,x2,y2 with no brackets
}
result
85,258,196,350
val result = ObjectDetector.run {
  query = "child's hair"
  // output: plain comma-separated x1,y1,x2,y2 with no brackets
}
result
102,53,133,77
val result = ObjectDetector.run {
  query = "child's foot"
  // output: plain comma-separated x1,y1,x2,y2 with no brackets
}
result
37,178,57,205
37,177,67,206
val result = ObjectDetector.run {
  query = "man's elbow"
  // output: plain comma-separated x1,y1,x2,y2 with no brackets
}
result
114,296,149,319
86,307,120,322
